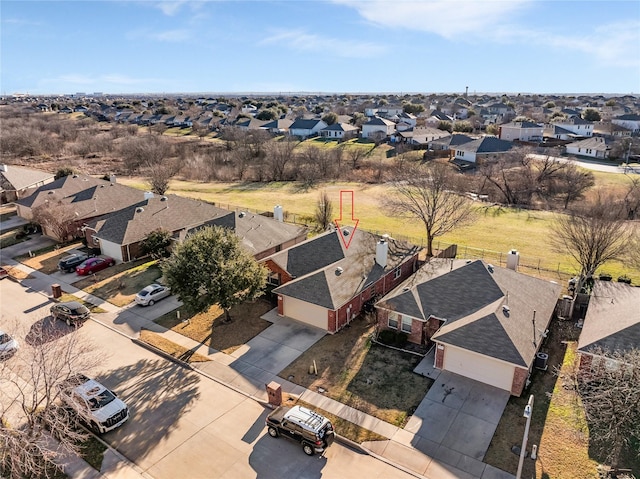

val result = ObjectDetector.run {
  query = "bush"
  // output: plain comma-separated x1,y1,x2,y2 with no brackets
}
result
598,273,612,281
617,275,632,284
378,329,409,348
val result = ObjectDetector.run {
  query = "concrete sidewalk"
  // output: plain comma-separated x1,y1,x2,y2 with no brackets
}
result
3,246,515,479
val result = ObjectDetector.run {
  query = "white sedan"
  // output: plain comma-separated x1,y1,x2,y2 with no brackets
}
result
134,284,171,306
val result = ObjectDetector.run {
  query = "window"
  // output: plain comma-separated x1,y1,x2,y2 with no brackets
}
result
401,316,412,333
388,314,398,329
393,267,402,280
267,271,280,286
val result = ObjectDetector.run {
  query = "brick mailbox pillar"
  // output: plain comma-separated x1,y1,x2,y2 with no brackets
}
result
266,381,282,406
51,284,62,299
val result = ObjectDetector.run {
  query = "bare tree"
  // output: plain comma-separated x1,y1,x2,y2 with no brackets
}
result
31,201,78,242
384,162,476,256
119,134,170,174
146,158,180,195
555,162,595,209
264,138,299,181
551,194,631,280
576,348,640,468
314,191,334,232
1,318,102,478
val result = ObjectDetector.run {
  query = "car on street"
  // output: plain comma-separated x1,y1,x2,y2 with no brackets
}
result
135,283,171,306
57,253,90,273
265,405,335,456
0,329,19,358
50,301,91,326
58,374,129,434
75,256,115,275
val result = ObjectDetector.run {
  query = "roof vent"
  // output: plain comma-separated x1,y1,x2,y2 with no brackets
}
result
487,264,494,273
502,305,510,316
343,229,350,236
135,207,144,213
239,212,246,218
160,196,168,201
100,184,105,188
72,174,78,178
335,267,343,276
48,191,54,194
402,287,410,292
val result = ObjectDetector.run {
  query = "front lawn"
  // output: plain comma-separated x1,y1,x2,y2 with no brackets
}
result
154,299,273,354
79,260,161,306
279,315,432,427
139,329,210,363
485,319,604,478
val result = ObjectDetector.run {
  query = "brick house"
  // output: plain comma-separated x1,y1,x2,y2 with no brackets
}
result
264,228,420,333
375,259,561,396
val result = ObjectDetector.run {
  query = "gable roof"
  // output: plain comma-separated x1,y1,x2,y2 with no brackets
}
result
271,228,419,310
457,136,513,154
322,122,358,132
0,165,55,192
378,259,561,367
289,118,325,130
235,211,307,257
502,121,542,129
567,136,612,151
578,281,640,356
432,133,475,148
89,194,234,245
17,174,110,209
364,116,395,127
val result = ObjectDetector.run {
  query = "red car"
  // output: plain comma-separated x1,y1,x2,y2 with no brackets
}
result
75,257,115,275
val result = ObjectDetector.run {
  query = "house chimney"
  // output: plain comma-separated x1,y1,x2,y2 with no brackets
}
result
144,191,154,200
506,249,519,271
376,239,389,268
274,205,284,222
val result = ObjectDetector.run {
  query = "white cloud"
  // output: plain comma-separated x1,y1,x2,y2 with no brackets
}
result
332,0,532,38
260,29,387,58
153,1,189,16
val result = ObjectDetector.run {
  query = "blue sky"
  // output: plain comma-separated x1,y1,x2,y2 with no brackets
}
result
2,0,639,95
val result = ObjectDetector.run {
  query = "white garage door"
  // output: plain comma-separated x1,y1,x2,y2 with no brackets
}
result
283,296,328,330
443,346,514,392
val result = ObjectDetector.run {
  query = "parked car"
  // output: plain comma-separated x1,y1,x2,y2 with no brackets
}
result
51,301,90,326
0,329,19,358
135,284,171,306
58,253,89,273
0,267,8,280
57,374,129,434
75,256,115,276
265,405,335,456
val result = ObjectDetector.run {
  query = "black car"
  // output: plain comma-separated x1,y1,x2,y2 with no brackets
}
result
58,253,89,273
265,405,335,456
51,301,90,326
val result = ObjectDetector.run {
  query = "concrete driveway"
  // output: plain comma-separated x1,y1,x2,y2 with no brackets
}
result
228,309,326,380
402,370,510,473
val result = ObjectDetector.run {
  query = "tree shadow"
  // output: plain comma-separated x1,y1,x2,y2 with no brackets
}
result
97,358,201,464
248,432,327,479
25,316,78,346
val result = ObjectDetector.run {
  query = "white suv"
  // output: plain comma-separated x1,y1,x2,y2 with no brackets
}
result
58,374,129,434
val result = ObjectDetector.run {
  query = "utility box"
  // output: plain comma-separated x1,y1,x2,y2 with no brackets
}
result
266,381,282,406
51,284,62,299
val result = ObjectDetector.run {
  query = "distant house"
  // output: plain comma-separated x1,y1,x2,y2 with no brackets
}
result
543,124,578,141
235,118,267,131
361,116,395,140
453,136,513,163
425,110,453,127
577,281,640,374
265,228,419,333
392,127,451,147
0,164,55,204
611,114,640,135
431,133,475,152
261,119,293,135
376,258,562,396
319,122,359,140
565,137,612,159
593,121,633,139
288,118,327,138
499,121,543,142
551,117,593,137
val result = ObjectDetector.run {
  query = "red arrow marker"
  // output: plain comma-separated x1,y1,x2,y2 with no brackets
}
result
334,190,359,249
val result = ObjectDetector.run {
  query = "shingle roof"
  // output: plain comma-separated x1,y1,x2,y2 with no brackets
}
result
567,137,611,151
90,194,234,245
0,165,55,192
364,116,395,126
502,121,542,129
235,212,307,257
378,259,561,367
322,122,358,132
432,133,474,148
457,136,513,154
271,228,419,310
578,281,640,356
290,118,324,130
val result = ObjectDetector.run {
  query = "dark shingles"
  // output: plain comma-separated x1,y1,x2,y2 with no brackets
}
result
435,313,527,366
274,271,334,309
383,290,423,320
283,232,345,279
415,261,504,321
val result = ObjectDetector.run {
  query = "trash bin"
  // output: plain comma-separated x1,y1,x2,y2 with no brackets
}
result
266,381,282,406
51,284,62,299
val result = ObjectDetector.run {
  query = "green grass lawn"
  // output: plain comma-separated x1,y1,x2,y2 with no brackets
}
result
117,177,640,285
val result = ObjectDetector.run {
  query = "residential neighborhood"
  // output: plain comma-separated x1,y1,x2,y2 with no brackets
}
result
1,84,640,479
